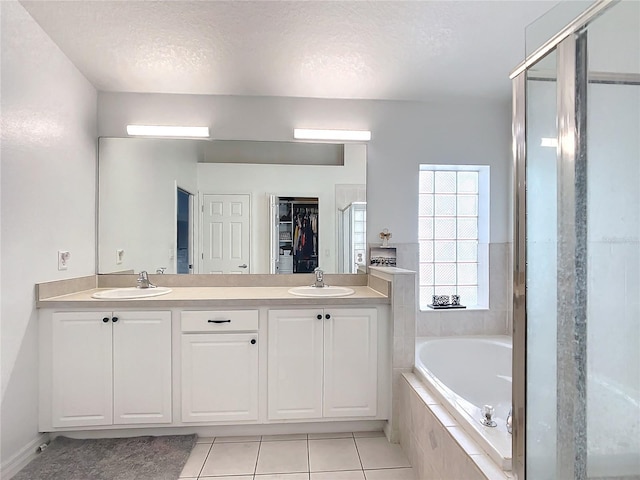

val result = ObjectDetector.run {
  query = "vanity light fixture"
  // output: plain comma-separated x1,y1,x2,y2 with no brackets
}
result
126,125,210,138
540,137,558,148
293,128,372,142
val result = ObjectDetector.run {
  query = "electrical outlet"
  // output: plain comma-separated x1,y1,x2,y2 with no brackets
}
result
116,249,124,265
58,250,70,270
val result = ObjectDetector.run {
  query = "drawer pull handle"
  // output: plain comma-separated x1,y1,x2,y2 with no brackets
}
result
208,319,231,324
102,317,110,323
316,314,322,320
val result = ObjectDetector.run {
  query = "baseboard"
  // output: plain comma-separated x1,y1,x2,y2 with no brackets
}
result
0,433,50,480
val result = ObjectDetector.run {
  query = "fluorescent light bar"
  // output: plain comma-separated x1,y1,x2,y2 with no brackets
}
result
294,128,371,141
126,125,210,138
540,137,558,148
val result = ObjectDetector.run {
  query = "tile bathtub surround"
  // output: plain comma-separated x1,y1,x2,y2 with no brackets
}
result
368,267,417,442
398,373,510,480
180,433,415,480
417,242,512,337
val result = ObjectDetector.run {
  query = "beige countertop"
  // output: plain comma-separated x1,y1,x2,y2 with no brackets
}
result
37,286,389,309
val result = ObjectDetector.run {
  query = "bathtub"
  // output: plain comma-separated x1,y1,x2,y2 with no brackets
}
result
414,336,512,471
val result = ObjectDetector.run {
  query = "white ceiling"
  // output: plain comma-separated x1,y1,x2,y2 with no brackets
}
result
20,1,559,102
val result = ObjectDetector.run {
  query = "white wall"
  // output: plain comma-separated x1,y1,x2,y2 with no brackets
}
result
98,138,200,274
0,1,97,472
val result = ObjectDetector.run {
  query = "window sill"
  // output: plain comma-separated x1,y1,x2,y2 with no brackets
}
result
419,306,489,313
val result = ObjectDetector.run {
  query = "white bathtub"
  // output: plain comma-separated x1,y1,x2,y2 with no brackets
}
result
414,336,512,471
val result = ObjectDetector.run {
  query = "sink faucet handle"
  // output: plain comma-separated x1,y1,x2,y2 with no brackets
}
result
136,271,155,288
313,267,325,287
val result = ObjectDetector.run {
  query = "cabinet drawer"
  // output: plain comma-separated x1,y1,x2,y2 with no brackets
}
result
181,310,258,333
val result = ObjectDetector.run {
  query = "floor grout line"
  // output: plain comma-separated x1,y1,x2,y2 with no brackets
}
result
197,442,214,479
352,434,366,475
307,433,311,479
253,438,263,477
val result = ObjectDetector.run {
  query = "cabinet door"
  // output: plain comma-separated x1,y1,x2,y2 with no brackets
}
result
51,312,113,428
181,333,259,422
323,308,378,417
112,311,172,424
268,309,323,419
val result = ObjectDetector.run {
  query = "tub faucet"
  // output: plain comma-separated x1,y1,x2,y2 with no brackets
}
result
506,408,513,434
136,271,155,289
480,405,497,427
313,267,325,288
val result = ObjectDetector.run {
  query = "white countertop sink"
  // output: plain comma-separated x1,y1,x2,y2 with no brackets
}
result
91,287,173,299
287,286,355,297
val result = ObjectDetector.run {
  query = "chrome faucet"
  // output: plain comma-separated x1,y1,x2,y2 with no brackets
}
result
506,408,513,434
136,271,155,289
313,267,325,288
480,405,497,427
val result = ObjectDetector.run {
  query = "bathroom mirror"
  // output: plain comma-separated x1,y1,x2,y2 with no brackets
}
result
97,137,366,275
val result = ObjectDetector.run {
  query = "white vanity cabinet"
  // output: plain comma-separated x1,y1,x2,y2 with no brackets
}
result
181,310,259,422
267,308,378,420
43,310,172,429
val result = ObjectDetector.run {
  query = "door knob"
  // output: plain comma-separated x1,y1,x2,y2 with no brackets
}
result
102,317,110,323
251,339,256,345
317,314,322,320
325,314,331,320
238,264,248,269
112,317,119,323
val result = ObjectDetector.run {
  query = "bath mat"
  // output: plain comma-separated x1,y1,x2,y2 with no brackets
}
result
13,434,197,480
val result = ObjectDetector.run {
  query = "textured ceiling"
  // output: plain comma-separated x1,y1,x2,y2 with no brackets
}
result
20,1,558,101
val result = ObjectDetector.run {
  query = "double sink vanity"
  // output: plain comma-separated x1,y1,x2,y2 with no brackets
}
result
36,273,392,437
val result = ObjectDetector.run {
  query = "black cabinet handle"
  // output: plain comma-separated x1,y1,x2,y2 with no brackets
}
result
325,314,331,320
316,314,322,320
102,317,110,323
251,339,256,345
208,319,231,324
112,317,119,323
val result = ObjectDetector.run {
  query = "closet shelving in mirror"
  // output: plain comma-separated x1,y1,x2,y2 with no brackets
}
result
273,197,319,274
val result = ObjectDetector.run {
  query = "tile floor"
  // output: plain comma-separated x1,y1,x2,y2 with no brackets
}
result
180,431,415,480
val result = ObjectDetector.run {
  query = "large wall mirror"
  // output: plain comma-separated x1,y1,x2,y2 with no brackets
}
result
97,137,366,275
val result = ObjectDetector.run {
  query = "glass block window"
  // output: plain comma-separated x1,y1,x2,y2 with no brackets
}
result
419,166,489,309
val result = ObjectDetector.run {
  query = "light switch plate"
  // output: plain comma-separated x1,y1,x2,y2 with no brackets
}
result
58,250,70,270
116,249,124,265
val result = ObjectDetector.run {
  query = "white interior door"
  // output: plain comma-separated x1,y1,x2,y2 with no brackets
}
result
201,194,250,273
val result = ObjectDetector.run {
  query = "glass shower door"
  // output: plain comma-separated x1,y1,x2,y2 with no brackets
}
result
517,1,640,478
524,50,559,479
585,2,640,477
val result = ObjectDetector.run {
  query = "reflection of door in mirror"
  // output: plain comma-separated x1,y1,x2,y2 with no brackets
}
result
201,194,250,274
176,188,194,274
338,202,367,273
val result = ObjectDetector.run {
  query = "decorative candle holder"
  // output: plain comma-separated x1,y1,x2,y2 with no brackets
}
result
451,295,460,306
432,295,450,306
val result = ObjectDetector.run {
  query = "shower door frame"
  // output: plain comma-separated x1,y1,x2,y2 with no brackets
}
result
510,1,620,478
